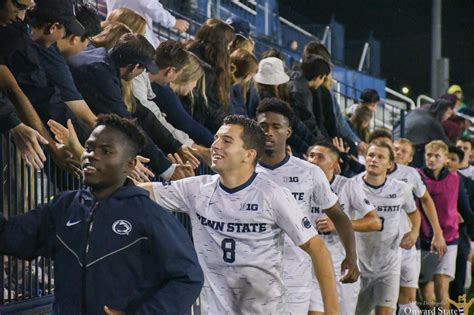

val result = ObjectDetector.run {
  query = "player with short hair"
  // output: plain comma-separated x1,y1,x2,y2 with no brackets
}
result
254,98,358,314
354,141,420,315
371,134,447,314
306,141,381,315
141,115,339,314
393,138,415,166
0,114,204,314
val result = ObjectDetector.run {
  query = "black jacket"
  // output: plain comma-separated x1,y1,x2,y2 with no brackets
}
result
0,182,204,314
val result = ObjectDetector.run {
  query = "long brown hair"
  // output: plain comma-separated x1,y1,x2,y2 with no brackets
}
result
350,105,373,142
187,18,235,107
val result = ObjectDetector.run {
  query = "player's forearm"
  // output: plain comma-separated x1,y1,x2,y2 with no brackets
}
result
420,192,443,236
351,211,381,232
325,203,357,259
303,236,339,314
407,210,421,236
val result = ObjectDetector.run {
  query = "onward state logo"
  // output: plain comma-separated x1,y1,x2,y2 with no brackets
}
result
302,217,312,229
112,220,132,235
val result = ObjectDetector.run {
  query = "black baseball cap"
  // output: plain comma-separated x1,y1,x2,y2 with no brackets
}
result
360,89,380,103
35,0,85,36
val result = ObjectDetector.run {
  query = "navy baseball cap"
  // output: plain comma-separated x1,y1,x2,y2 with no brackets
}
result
360,89,380,103
35,0,85,36
225,16,250,39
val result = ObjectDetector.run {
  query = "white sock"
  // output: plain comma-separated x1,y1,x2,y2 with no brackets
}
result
398,302,420,315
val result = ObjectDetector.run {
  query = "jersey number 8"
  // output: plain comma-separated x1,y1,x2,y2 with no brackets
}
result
221,238,236,263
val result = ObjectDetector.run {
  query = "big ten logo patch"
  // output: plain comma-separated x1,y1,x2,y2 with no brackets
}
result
240,203,259,211
283,176,299,183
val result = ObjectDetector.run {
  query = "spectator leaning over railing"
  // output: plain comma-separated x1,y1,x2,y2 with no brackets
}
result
0,0,88,174
0,114,204,314
302,41,370,156
68,33,192,180
394,99,454,167
152,50,214,151
34,3,101,130
105,0,189,48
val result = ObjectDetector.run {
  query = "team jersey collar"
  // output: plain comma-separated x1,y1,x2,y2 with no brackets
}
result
219,172,258,194
258,154,290,170
387,163,398,175
329,174,336,185
422,167,450,180
362,175,387,189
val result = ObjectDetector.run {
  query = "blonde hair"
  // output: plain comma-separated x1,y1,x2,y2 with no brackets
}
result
106,8,146,35
425,140,448,155
121,80,136,113
230,48,258,84
394,138,415,156
172,53,207,106
92,21,132,50
229,36,255,53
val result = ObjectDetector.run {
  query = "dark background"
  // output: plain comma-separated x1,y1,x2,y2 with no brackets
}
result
278,0,474,104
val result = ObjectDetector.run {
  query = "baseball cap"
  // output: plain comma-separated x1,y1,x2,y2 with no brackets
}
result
254,57,289,85
34,0,85,36
359,89,380,103
448,84,462,94
225,16,250,39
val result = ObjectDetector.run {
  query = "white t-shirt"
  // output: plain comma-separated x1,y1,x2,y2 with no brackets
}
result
353,175,417,277
256,155,338,289
317,175,375,254
151,172,318,314
458,165,474,180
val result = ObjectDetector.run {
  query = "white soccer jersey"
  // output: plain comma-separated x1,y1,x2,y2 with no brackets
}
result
387,163,426,198
319,175,375,251
256,155,338,289
151,172,318,314
459,165,474,180
387,163,426,233
353,175,417,277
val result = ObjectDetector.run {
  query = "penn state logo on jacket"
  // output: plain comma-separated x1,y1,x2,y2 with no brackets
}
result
112,220,132,235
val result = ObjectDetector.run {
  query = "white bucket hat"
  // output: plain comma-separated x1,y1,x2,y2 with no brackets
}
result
254,57,290,85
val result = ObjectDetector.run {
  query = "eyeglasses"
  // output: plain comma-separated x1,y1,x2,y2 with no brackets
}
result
11,0,29,11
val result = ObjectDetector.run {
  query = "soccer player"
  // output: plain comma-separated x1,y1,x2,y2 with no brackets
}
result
386,137,447,314
306,142,381,315
0,114,204,314
354,141,420,315
141,115,339,314
254,98,358,314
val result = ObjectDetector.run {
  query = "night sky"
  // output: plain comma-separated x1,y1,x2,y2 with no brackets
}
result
278,0,474,103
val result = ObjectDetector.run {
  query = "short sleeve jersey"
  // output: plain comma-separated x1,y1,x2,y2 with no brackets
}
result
256,155,338,289
151,173,317,314
353,174,417,277
318,175,375,251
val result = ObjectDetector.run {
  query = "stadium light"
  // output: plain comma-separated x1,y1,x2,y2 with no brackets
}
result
401,86,410,95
